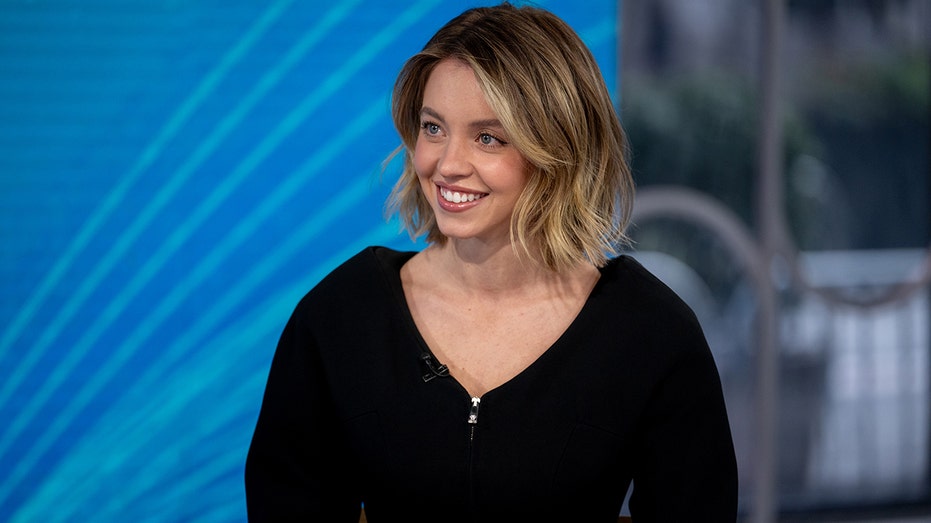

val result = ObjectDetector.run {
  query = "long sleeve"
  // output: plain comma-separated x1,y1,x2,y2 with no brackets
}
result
245,298,362,522
628,330,738,522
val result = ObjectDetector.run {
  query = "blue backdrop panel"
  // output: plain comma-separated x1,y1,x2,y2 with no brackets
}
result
0,1,616,521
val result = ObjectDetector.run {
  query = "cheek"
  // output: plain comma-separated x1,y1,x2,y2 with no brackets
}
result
412,140,433,179
498,158,530,192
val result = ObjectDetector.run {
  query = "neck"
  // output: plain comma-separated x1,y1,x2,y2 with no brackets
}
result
427,238,590,296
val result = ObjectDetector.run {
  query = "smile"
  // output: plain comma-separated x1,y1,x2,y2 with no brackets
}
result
440,186,487,203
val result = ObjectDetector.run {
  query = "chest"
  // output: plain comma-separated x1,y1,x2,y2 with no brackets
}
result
409,292,583,396
341,355,634,522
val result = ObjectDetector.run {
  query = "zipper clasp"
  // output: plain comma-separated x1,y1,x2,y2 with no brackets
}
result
468,396,481,424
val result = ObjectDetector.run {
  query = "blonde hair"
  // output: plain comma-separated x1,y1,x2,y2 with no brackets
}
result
387,2,634,271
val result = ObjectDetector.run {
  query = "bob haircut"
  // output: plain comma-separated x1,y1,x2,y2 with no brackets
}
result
388,2,635,271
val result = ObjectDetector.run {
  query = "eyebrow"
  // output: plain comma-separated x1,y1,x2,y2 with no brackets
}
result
420,106,504,131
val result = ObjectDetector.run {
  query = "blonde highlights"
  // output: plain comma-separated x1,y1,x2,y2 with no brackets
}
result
387,2,634,271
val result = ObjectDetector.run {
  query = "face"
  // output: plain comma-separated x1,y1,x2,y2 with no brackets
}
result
413,58,528,247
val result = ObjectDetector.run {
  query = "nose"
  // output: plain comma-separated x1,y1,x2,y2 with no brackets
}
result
436,138,472,179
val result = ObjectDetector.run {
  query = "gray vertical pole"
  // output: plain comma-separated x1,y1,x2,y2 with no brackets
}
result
753,0,785,521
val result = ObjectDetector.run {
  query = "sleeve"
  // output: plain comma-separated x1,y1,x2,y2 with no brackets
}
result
628,334,738,522
244,298,362,522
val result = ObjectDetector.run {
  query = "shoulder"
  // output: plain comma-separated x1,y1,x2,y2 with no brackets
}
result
599,255,701,329
593,254,712,366
296,246,416,314
314,246,412,289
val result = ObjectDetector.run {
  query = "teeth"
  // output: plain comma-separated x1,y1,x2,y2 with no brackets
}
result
440,187,484,203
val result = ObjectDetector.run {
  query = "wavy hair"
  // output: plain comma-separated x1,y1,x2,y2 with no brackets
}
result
387,2,634,271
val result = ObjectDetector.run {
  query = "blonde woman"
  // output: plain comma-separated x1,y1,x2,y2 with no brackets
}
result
246,3,737,521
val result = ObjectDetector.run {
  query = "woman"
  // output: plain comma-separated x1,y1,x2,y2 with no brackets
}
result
245,3,737,522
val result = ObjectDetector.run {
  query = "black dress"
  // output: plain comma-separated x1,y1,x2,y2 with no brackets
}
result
245,246,737,522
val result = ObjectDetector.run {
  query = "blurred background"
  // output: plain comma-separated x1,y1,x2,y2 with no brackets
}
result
621,0,929,521
0,0,927,521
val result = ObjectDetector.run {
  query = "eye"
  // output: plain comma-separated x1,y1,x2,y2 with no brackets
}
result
421,121,442,136
478,132,508,147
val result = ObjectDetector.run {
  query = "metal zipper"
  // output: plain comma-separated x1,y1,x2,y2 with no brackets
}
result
467,396,481,519
468,396,481,425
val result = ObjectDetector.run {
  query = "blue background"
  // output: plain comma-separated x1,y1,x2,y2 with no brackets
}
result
0,1,616,520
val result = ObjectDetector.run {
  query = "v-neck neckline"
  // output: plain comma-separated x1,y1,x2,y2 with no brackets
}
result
375,247,612,400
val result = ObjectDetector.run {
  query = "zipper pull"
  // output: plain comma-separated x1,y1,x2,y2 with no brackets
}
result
468,397,481,424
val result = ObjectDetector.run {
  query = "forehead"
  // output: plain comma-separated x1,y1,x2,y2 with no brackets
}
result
422,59,491,111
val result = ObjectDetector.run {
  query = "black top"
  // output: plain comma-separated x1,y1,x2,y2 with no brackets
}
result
245,247,737,522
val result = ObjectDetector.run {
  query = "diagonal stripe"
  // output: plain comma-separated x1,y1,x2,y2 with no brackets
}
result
11,221,404,523
0,0,302,421
114,97,389,367
5,165,392,505
0,0,294,367
0,0,363,467
0,0,436,462
0,0,409,423
0,0,439,482
0,96,387,502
